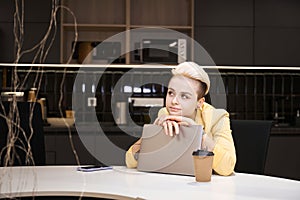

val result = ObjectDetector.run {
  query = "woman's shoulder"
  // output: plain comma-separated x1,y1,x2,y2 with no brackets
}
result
201,103,230,131
202,103,229,118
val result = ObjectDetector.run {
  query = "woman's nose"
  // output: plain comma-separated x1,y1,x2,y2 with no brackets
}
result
171,96,179,104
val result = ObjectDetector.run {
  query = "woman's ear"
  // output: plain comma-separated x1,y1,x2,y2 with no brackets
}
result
197,97,205,109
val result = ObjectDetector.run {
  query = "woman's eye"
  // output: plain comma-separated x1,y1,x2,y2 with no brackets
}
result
168,91,174,96
181,94,190,99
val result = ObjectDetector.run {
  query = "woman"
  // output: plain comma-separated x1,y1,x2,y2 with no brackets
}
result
125,62,236,176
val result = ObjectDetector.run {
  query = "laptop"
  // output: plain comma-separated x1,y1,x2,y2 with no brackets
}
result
137,124,203,176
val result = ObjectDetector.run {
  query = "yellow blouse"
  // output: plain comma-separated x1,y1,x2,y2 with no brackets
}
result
125,102,236,176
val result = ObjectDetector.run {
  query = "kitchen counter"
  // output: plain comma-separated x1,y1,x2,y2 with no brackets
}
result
44,118,300,136
44,118,143,136
270,126,300,135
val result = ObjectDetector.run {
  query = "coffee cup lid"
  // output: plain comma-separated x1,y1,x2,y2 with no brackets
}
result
192,149,214,156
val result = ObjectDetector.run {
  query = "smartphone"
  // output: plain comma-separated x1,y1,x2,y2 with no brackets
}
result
77,165,113,172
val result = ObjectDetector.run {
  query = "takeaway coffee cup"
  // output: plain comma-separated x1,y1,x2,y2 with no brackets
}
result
192,149,214,182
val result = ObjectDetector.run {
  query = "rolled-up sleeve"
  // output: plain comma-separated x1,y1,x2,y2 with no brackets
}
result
210,110,236,176
125,145,138,168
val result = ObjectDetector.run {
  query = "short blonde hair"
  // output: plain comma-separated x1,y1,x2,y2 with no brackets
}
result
171,62,210,96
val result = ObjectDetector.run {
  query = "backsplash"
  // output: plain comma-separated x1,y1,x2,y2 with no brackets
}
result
1,66,300,127
221,71,300,126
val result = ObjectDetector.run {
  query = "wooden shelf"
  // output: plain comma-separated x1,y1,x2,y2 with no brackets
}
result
60,0,194,64
63,24,127,28
129,25,193,30
63,24,126,32
62,0,126,24
130,0,192,26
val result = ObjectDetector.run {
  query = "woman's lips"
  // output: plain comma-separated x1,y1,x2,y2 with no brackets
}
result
168,106,181,113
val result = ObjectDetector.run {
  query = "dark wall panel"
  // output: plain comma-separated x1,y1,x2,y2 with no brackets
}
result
0,0,60,63
24,0,56,23
196,0,253,26
0,23,14,62
255,28,300,66
255,0,300,27
0,0,14,22
195,0,300,66
0,0,54,23
195,27,253,65
18,23,60,63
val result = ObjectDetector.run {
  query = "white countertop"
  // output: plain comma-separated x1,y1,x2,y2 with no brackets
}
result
1,166,299,200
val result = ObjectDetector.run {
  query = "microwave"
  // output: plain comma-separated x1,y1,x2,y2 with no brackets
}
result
140,39,187,64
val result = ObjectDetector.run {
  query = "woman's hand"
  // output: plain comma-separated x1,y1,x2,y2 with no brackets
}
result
201,133,216,152
132,139,142,154
154,115,197,136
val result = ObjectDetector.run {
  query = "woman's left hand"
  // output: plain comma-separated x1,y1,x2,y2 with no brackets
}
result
154,115,197,136
201,133,216,152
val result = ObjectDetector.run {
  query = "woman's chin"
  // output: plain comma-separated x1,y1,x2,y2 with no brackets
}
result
168,111,182,116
